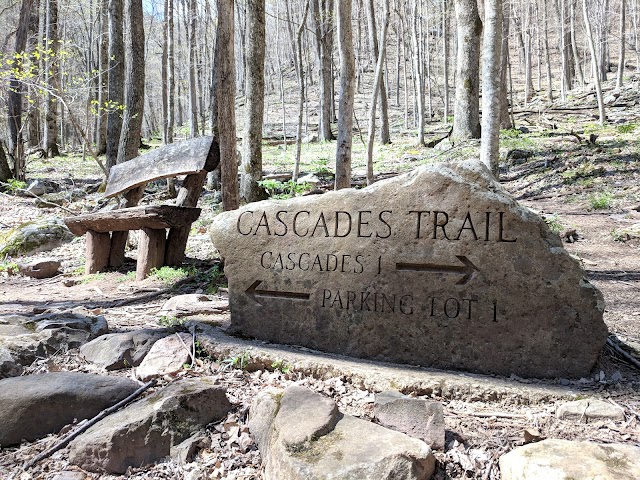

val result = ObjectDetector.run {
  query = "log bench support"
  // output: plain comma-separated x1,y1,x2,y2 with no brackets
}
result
68,205,202,280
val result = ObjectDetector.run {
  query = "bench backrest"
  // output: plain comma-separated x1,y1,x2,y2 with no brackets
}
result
104,136,217,198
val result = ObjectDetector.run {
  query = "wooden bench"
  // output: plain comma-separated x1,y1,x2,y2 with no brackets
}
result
65,136,218,280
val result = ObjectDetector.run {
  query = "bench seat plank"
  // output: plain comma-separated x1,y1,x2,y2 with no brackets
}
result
65,205,201,236
104,136,215,198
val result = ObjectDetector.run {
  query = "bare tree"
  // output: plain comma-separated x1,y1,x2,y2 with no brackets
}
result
335,0,355,190
43,0,61,158
617,0,626,87
366,0,390,185
310,0,335,141
481,0,503,176
583,0,606,125
216,0,239,210
106,0,124,172
7,0,34,179
240,0,266,202
366,0,391,144
452,0,482,141
188,0,198,137
293,0,311,183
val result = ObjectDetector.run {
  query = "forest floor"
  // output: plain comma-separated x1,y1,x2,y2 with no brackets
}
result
1,78,639,479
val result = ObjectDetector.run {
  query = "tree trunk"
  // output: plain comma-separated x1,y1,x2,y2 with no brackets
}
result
240,0,266,202
410,3,425,145
452,0,482,141
168,0,175,143
43,0,60,158
499,1,513,128
583,0,606,125
106,0,124,172
366,0,390,185
541,0,554,102
216,0,239,210
335,0,355,190
617,0,626,87
188,0,198,137
443,0,450,123
96,0,109,155
311,0,335,141
366,0,391,144
293,1,311,183
480,0,502,176
7,0,33,179
117,0,145,164
162,0,169,145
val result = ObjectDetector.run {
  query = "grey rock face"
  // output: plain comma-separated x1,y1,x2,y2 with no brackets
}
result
210,160,607,378
556,399,626,423
249,386,435,480
18,258,61,278
0,373,140,446
68,377,231,473
0,217,73,257
80,329,170,370
135,332,192,381
499,439,640,480
160,294,229,317
30,309,108,339
374,390,445,450
0,347,22,378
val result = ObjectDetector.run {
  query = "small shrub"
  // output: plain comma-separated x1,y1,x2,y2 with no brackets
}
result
588,192,613,210
616,123,637,134
149,266,195,284
221,351,251,371
271,359,291,374
543,214,564,234
3,179,27,194
0,261,19,275
157,314,184,327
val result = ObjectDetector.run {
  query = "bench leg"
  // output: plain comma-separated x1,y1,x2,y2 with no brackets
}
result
137,228,167,281
86,231,111,274
109,231,128,267
165,225,191,266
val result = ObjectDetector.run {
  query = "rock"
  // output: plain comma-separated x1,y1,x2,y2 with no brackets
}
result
434,137,453,150
35,192,67,208
52,472,87,480
302,133,318,144
556,399,625,423
80,329,171,370
68,377,231,473
297,174,322,187
1,328,94,366
249,386,435,480
30,308,108,339
0,346,22,378
499,439,640,480
0,372,140,446
135,332,192,381
0,217,73,257
18,258,61,278
373,390,445,450
160,294,229,317
210,160,607,378
506,149,534,165
25,179,59,196
170,431,211,463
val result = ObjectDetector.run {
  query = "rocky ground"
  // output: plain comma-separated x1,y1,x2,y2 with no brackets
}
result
1,80,639,479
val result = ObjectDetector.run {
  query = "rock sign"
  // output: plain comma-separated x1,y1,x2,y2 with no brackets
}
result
210,161,607,378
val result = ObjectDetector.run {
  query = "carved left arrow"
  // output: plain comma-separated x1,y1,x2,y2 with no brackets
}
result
245,280,312,306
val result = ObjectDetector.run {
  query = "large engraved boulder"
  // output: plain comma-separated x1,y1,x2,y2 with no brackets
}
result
210,161,607,378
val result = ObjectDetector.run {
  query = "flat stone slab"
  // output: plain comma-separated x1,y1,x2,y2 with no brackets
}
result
0,372,140,446
210,161,607,378
499,439,640,480
249,386,435,480
556,398,626,423
68,377,231,473
80,329,171,370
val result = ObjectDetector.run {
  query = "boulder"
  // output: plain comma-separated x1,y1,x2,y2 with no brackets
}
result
0,217,73,257
499,439,640,480
135,332,192,381
80,329,170,370
160,294,229,318
29,309,108,338
68,377,231,473
18,258,61,279
0,347,22,378
210,160,607,378
249,386,435,480
556,399,625,423
0,372,140,446
374,390,445,450
0,327,96,366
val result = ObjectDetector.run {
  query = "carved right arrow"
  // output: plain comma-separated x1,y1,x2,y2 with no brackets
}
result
246,280,312,306
395,255,479,285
